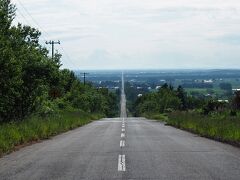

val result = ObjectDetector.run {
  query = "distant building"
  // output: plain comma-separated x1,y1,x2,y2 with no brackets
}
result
155,86,161,90
218,100,229,103
205,94,212,97
194,79,213,83
204,79,213,83
232,89,240,92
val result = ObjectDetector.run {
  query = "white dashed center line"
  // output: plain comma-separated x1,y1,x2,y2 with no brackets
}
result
121,133,125,138
120,140,125,148
118,155,126,171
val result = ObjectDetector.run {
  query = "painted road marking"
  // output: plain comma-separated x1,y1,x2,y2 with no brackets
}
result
118,155,126,171
122,128,125,132
121,133,125,138
120,140,125,147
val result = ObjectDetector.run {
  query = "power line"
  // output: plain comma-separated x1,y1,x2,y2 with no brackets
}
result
15,7,32,28
15,0,78,69
16,0,50,40
59,45,78,69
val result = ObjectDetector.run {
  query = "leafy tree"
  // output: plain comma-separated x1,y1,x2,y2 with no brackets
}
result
232,91,240,110
177,86,187,110
0,0,22,121
134,84,181,116
219,83,232,91
219,82,232,97
0,0,15,34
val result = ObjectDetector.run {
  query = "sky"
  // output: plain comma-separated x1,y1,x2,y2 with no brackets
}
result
12,0,240,70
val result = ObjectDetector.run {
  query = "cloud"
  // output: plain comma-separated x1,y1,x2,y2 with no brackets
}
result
11,0,240,69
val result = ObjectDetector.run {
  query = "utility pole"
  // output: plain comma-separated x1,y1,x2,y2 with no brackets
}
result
45,40,60,60
80,72,89,85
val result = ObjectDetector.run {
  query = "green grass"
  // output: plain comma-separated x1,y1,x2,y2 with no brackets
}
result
147,111,240,146
145,113,168,121
0,110,104,157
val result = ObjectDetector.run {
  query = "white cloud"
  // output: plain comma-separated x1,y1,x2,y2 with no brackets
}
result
11,0,240,69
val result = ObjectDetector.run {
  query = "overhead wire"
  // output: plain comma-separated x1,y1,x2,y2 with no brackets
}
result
15,0,79,69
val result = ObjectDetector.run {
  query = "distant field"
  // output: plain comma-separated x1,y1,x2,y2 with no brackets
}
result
81,69,240,100
77,69,240,89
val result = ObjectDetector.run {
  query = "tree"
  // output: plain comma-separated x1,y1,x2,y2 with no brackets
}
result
232,91,240,110
0,0,22,121
219,83,232,96
219,83,232,91
177,86,187,110
0,0,62,121
0,0,15,34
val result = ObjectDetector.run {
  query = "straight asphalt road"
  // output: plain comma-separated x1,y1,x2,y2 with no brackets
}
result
1,73,240,180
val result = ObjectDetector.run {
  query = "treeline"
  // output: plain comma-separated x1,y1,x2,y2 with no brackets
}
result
0,0,118,123
133,83,240,116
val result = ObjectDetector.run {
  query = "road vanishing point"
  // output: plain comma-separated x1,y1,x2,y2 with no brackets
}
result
1,73,240,180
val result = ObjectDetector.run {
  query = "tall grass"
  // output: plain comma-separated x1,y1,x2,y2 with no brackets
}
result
0,110,103,156
167,112,240,142
148,111,240,146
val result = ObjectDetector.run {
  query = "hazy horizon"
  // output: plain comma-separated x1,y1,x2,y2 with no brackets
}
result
73,68,240,71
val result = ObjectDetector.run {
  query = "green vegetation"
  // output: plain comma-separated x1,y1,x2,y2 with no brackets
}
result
147,111,240,146
0,0,119,155
132,83,240,145
0,110,103,156
133,84,205,116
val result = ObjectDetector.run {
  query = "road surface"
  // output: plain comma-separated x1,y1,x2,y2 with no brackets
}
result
0,73,240,180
